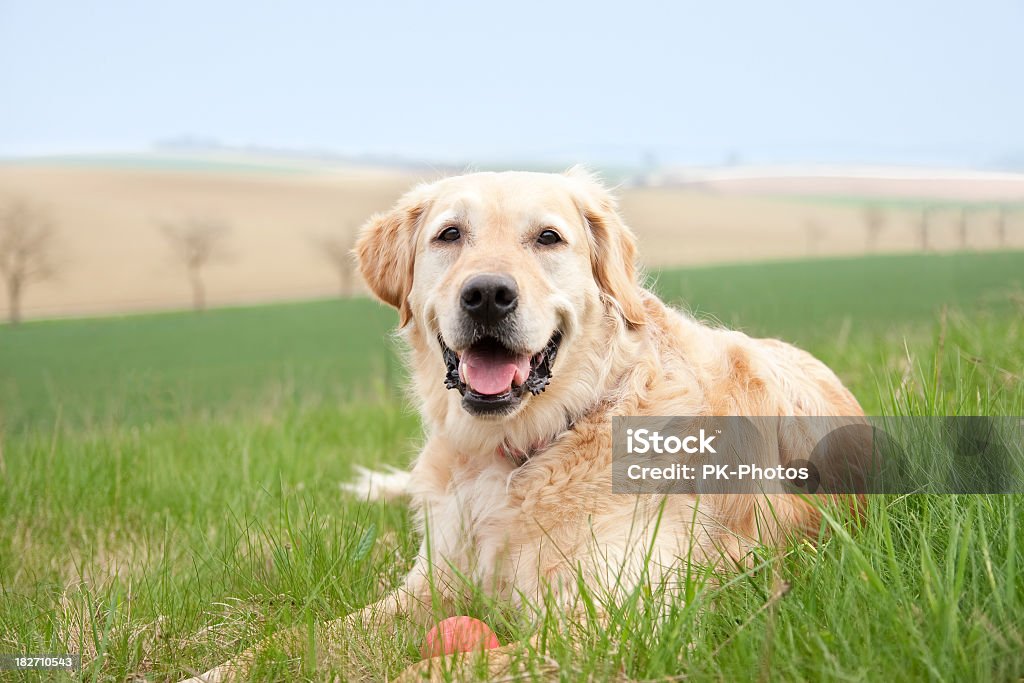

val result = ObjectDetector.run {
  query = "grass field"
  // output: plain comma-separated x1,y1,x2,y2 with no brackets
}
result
1,252,1023,681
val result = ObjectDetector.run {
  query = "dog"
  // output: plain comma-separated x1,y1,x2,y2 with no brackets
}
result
186,168,864,681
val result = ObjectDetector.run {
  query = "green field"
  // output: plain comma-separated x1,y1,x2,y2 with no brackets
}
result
1,252,1023,681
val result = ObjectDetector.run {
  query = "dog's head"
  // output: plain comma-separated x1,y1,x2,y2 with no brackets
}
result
355,168,645,420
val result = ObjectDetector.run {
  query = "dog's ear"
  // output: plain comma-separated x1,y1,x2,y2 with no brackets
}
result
354,184,431,327
566,167,646,328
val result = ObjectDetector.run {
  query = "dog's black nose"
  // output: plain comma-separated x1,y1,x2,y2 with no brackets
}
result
460,273,519,324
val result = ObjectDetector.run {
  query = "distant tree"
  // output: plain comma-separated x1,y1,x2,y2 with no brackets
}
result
918,207,932,252
0,198,57,325
804,219,826,256
160,217,230,312
313,232,357,297
862,205,886,252
957,207,969,250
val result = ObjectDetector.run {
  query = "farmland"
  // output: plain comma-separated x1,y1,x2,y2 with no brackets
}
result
0,251,1022,681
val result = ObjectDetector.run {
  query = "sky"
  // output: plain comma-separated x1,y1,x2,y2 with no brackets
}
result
1,0,1022,168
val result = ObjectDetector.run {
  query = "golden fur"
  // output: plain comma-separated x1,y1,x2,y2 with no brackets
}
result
187,168,864,682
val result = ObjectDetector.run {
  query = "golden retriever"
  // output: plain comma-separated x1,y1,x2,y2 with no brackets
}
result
186,168,863,681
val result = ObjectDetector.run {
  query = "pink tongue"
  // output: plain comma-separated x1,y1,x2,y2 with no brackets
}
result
460,348,531,396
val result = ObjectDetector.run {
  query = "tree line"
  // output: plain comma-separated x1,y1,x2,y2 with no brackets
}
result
0,197,359,325
1,196,1020,325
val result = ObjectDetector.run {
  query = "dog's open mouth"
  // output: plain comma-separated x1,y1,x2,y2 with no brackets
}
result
441,333,561,414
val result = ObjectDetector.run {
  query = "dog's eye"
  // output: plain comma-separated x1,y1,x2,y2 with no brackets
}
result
436,226,461,243
536,229,562,246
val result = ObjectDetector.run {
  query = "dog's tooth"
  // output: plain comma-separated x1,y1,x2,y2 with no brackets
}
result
458,361,467,384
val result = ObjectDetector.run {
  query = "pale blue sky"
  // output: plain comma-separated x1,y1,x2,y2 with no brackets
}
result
1,0,1022,167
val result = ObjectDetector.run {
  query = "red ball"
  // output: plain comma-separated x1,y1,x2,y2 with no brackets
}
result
421,616,500,658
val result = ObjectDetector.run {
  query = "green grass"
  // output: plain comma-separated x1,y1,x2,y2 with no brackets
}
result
0,298,401,430
1,251,1023,681
655,251,1024,337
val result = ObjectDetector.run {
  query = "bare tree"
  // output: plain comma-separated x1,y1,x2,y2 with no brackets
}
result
804,219,826,256
0,198,57,325
957,207,969,250
160,217,230,311
862,205,886,252
918,207,932,252
313,232,357,297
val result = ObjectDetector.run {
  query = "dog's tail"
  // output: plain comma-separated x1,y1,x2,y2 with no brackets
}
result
340,465,411,502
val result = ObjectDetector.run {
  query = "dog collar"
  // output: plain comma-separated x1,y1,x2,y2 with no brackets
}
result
496,440,542,467
496,419,576,467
